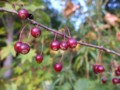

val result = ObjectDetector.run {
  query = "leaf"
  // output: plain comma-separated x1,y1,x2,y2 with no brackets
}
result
3,3,14,11
104,12,120,26
25,4,44,12
0,27,6,35
60,82,72,90
40,55,51,66
0,44,16,60
18,49,36,64
74,79,89,90
14,66,23,75
63,2,80,18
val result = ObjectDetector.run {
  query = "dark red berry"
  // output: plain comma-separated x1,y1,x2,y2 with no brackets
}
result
14,42,23,53
19,43,30,54
31,27,41,38
97,65,104,73
118,79,120,84
28,13,34,19
60,41,68,50
18,9,29,19
101,77,107,84
67,38,77,48
117,66,120,71
93,65,99,74
35,54,43,63
115,70,120,76
50,40,60,51
54,63,62,72
112,78,119,84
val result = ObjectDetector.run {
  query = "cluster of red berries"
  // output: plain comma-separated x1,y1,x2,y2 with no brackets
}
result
50,37,77,72
93,64,120,84
14,8,78,72
13,8,120,84
111,66,120,84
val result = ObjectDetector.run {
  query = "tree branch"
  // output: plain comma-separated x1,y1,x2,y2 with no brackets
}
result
0,7,120,56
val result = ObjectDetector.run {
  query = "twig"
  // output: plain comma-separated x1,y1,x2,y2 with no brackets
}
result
0,7,120,56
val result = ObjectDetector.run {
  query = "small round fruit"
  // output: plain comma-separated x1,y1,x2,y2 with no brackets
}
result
93,65,99,74
112,78,119,84
31,27,41,38
28,13,34,19
36,54,43,63
18,9,29,19
60,41,68,50
97,65,104,73
101,77,107,84
67,38,77,48
54,63,62,72
117,66,120,71
50,40,60,51
19,43,30,54
115,70,120,76
14,42,23,53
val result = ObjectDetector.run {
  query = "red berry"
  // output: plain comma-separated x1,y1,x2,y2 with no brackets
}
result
97,65,104,73
60,41,68,50
101,77,107,84
54,63,62,72
112,78,119,84
117,66,120,71
19,43,30,54
93,65,99,74
118,79,120,84
50,40,60,51
18,9,29,19
35,54,43,63
31,27,41,38
115,70,120,76
14,42,23,53
67,38,77,48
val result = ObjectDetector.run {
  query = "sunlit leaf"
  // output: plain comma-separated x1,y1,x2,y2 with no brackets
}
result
18,49,36,63
0,44,16,60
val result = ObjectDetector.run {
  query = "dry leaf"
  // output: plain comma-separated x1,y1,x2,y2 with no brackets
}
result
63,2,80,18
104,13,120,26
87,0,92,4
98,24,110,30
86,32,97,40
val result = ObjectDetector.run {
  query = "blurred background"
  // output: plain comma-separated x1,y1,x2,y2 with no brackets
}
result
0,0,120,90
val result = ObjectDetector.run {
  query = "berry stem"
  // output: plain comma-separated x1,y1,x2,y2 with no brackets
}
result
54,33,57,41
63,28,66,41
99,50,103,64
19,24,27,42
12,3,17,11
40,38,44,55
66,26,71,37
59,52,64,63
27,29,31,43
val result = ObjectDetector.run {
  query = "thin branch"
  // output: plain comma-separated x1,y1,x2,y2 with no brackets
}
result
0,8,17,14
0,7,120,56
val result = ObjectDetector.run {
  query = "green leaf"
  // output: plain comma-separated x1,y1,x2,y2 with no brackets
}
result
0,44,16,60
25,4,44,12
14,66,23,75
74,79,89,90
60,82,72,90
18,49,36,64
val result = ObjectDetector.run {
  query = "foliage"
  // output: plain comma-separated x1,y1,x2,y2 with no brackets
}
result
0,0,120,90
